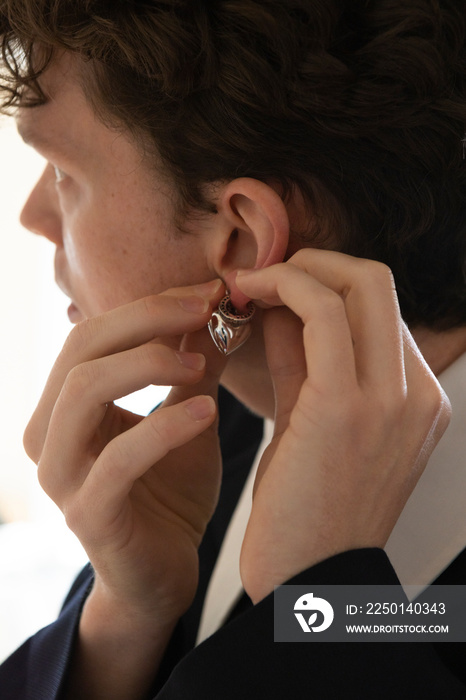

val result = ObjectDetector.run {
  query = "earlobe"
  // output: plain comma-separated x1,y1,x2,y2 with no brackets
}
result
214,178,290,310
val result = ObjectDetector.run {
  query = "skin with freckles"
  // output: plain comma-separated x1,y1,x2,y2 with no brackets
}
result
17,58,219,324
16,53,463,700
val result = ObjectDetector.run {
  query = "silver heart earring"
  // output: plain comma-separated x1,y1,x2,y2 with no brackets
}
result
208,293,255,356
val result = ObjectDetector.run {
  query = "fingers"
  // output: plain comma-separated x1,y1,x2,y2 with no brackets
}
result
237,250,404,393
290,250,404,391
238,262,358,396
235,250,452,600
51,395,216,521
40,342,209,481
63,280,224,367
164,324,228,410
24,280,224,463
237,248,450,461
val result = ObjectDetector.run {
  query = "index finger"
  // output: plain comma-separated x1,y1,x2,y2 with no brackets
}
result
237,250,404,391
25,279,224,461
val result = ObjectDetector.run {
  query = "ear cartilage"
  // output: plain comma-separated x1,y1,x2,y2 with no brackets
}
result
208,293,255,356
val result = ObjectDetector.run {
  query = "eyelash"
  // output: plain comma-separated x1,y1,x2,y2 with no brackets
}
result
53,165,67,184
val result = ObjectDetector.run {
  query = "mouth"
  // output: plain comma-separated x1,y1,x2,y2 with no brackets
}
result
55,254,85,324
54,267,84,324
66,302,84,324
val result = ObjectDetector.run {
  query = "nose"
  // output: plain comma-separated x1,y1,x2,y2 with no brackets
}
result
20,164,63,245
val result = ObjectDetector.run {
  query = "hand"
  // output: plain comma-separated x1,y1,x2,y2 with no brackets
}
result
236,250,451,603
24,279,226,623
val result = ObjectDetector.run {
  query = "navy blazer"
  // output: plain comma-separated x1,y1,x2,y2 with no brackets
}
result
1,388,466,699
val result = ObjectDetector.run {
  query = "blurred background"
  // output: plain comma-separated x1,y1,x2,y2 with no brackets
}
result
0,119,168,662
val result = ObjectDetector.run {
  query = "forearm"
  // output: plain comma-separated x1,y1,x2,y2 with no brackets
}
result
64,582,177,700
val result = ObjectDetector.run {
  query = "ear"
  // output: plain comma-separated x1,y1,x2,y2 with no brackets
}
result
211,178,289,310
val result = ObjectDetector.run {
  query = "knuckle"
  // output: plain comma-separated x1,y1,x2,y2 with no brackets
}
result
146,409,181,452
64,316,102,356
100,441,128,478
147,414,171,445
140,294,163,320
36,458,61,503
289,249,308,267
36,460,51,494
62,496,85,535
314,288,345,321
100,433,146,485
357,259,394,288
140,340,166,367
65,319,92,353
63,361,99,402
23,416,42,464
420,379,451,425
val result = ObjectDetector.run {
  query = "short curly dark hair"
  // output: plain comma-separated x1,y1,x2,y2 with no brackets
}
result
1,0,466,329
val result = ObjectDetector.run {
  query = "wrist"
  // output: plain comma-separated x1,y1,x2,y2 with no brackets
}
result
83,575,181,638
65,578,179,700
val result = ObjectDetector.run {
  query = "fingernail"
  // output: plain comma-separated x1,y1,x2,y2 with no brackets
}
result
185,395,215,421
194,279,223,296
178,296,210,313
236,269,255,277
175,351,206,371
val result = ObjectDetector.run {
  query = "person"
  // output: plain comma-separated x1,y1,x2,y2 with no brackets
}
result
0,0,466,697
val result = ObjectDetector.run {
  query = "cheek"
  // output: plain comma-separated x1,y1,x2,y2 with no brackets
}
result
61,216,137,311
63,200,212,313
65,228,176,312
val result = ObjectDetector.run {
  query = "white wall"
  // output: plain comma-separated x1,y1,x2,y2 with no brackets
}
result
0,120,168,661
0,119,56,522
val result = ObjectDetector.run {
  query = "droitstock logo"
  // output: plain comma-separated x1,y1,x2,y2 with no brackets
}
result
275,584,466,642
294,592,334,633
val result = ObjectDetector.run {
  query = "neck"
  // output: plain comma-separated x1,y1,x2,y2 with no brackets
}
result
221,318,275,419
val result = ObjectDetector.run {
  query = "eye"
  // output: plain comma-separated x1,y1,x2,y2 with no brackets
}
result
53,165,67,183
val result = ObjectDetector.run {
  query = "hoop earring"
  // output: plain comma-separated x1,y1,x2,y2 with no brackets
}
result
208,293,255,356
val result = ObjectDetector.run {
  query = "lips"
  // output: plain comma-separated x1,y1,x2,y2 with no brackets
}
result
67,302,84,324
54,256,84,323
55,275,80,321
